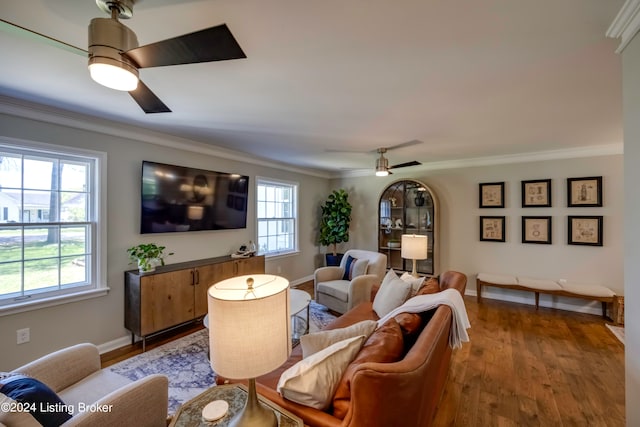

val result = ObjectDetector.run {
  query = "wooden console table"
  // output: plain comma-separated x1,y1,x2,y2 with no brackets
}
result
125,255,265,350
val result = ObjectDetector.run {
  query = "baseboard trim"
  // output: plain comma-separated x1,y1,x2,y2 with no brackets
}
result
290,275,313,287
97,335,132,355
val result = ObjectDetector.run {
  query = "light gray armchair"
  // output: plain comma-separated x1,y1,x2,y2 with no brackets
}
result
6,343,168,427
314,249,387,314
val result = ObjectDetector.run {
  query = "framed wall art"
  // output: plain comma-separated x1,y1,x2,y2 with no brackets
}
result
480,216,506,242
567,176,602,207
479,182,505,208
521,179,551,207
568,215,603,246
521,216,552,244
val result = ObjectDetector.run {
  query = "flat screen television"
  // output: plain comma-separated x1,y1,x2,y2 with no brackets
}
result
140,161,249,234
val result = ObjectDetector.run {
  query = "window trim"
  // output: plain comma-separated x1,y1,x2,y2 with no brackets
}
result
0,137,108,316
256,176,299,258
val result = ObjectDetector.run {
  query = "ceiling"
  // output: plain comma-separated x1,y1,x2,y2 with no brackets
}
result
0,0,624,176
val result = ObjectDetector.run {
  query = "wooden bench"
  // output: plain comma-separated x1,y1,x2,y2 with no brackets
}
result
476,273,616,318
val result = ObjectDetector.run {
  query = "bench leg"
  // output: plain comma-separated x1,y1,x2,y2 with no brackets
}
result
535,292,540,310
602,301,607,318
477,282,482,303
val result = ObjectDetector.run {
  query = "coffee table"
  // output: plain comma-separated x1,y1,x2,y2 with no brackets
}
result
289,288,311,340
169,384,303,426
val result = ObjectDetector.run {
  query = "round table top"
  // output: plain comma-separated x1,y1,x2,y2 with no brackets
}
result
290,288,312,315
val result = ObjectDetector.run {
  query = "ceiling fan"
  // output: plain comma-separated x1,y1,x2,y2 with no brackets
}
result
0,0,246,113
327,139,422,176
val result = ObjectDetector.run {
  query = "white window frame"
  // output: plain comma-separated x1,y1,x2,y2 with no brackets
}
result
0,138,108,316
256,177,299,257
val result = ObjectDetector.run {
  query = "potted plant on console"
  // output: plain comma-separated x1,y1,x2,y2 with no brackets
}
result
319,188,352,266
127,243,174,273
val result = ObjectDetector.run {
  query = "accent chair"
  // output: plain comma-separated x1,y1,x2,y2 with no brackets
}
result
314,249,387,314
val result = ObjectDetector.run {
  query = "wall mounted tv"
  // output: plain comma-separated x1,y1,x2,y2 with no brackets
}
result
140,161,249,234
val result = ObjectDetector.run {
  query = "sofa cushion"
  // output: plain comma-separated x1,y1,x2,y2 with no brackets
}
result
277,335,367,410
416,277,440,295
394,312,424,338
372,269,412,317
0,373,72,427
332,318,405,419
300,320,377,358
400,272,426,297
57,368,132,407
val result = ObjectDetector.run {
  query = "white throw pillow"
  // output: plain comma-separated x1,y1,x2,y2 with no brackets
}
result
373,269,412,318
400,272,426,297
277,335,367,410
300,320,377,358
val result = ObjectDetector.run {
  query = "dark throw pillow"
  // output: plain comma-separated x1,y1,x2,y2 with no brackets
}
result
0,374,72,427
342,255,358,280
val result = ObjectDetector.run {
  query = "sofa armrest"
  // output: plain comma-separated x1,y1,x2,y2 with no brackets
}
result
65,374,168,427
347,274,379,311
13,344,101,393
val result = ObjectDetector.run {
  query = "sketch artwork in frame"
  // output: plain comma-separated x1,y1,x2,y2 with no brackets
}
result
567,176,602,207
568,216,603,246
480,216,506,242
521,179,551,207
521,216,552,244
479,182,505,208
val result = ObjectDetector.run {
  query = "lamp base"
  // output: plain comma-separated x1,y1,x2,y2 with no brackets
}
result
411,259,419,278
229,379,277,427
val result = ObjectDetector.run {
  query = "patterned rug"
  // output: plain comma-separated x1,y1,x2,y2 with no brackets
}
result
107,301,336,414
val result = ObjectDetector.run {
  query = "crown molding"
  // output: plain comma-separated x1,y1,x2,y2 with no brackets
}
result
607,0,640,53
0,95,332,179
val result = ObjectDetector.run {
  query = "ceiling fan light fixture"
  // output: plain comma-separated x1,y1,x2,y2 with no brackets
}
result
375,152,389,176
88,17,139,91
89,61,138,91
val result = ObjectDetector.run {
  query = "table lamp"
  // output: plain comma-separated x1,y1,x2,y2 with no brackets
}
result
401,234,428,277
208,274,291,427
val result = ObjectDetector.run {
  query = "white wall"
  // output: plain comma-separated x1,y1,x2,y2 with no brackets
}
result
0,111,329,369
622,29,640,427
333,154,624,315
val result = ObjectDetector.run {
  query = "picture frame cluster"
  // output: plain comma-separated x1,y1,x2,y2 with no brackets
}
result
478,176,603,246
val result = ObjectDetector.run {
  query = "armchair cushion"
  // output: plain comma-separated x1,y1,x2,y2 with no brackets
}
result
0,374,72,427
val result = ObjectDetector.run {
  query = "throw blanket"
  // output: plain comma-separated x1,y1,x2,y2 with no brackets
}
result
377,288,471,349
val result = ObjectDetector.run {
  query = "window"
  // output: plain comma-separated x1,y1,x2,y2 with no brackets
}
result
256,178,298,256
0,140,106,313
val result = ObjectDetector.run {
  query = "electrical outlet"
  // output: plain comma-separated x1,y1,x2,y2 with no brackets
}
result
16,328,30,344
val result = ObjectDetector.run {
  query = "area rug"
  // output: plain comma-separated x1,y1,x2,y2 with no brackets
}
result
606,324,625,345
107,301,336,414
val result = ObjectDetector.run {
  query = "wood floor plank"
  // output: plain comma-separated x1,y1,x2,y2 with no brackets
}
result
432,296,625,427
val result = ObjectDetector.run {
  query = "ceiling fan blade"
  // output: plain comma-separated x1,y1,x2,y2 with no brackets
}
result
0,19,87,57
387,139,423,151
129,80,171,113
124,24,246,69
390,160,422,169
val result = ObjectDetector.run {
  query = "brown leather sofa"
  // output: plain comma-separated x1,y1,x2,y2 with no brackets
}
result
221,270,467,427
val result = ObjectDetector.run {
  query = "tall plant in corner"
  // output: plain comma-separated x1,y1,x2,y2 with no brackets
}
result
319,189,352,266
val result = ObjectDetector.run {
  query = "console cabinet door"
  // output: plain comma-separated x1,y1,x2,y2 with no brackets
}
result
140,269,195,336
193,263,233,318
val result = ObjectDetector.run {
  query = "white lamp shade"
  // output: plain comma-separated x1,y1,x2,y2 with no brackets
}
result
208,274,291,379
401,234,428,260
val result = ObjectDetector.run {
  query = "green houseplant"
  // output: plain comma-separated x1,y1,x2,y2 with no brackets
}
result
319,188,352,266
127,243,173,273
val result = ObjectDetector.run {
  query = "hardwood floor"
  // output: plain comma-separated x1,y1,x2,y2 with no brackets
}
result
432,296,625,427
102,288,625,427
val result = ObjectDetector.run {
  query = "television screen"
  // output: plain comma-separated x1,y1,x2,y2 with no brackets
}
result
140,161,249,233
